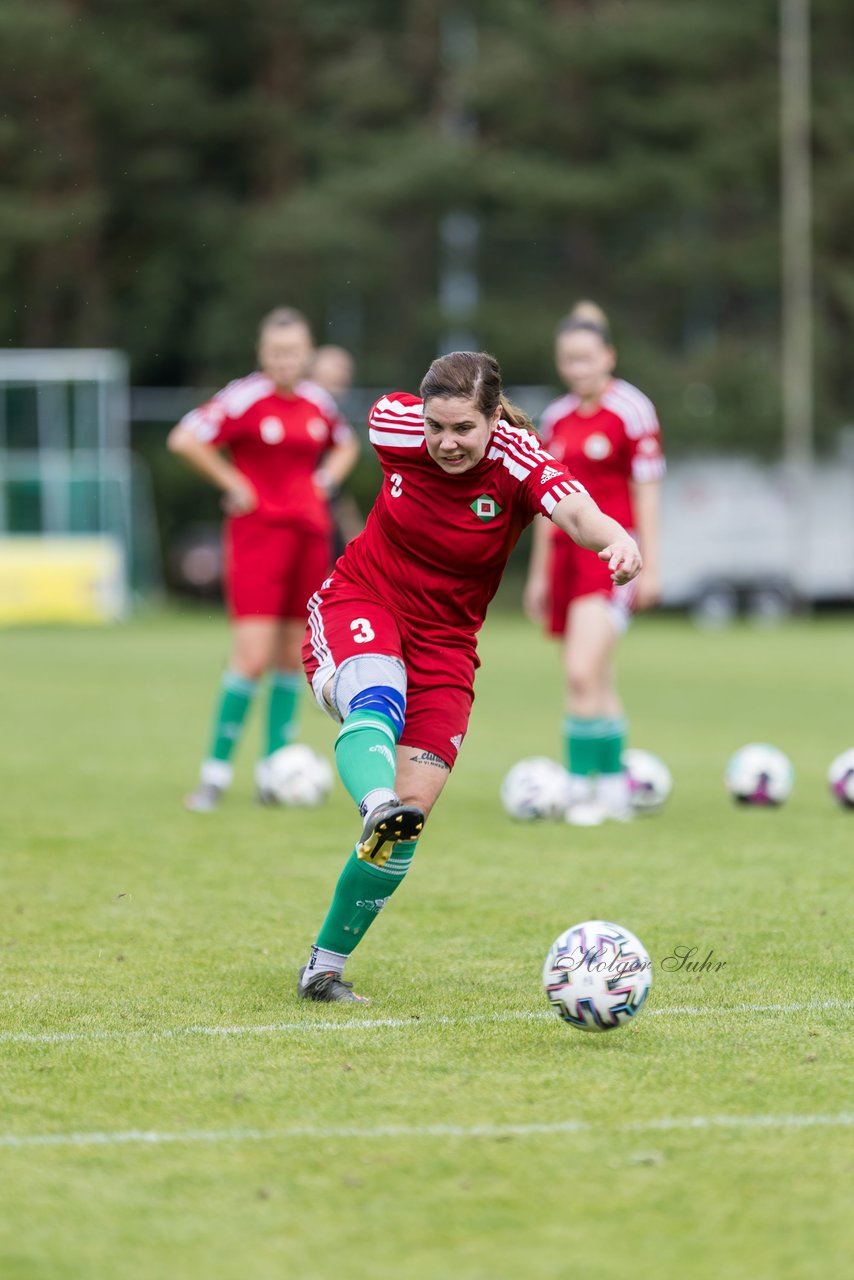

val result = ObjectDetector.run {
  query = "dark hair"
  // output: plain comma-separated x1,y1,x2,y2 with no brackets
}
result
556,299,612,345
257,306,311,341
419,350,533,431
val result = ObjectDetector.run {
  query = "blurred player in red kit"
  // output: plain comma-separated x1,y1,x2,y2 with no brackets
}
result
524,302,665,826
297,348,642,1003
306,344,365,553
168,308,359,811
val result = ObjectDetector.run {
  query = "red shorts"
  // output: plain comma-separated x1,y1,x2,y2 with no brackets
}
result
548,538,637,637
302,579,476,768
225,519,331,620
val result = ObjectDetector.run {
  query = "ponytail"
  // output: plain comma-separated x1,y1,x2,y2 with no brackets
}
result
498,393,534,432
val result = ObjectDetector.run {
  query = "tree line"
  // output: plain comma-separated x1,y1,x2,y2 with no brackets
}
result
2,0,852,455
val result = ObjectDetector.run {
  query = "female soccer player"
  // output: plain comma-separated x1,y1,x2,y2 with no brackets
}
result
298,349,642,1003
168,308,360,811
524,302,665,826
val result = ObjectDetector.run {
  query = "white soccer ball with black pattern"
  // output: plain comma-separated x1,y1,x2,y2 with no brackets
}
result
622,748,673,813
500,757,573,821
543,920,652,1032
828,748,854,809
263,745,333,807
725,743,794,806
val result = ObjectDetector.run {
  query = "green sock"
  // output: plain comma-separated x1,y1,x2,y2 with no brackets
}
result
564,716,604,777
206,670,256,763
334,709,399,811
598,717,627,774
316,841,417,954
266,670,302,755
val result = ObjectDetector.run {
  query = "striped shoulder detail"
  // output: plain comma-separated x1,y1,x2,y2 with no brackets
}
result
488,423,541,482
602,379,659,440
368,394,425,449
213,372,275,416
488,423,586,505
538,393,580,441
179,372,273,440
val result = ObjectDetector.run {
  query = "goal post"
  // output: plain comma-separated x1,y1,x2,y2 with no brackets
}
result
0,349,160,624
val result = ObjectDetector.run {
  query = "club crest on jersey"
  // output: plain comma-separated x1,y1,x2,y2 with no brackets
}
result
260,416,285,444
540,465,562,484
307,417,328,441
471,495,502,522
583,432,612,460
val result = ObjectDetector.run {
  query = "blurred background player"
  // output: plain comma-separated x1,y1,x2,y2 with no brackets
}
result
524,301,665,826
306,345,365,554
298,350,642,1003
309,345,355,401
168,307,360,811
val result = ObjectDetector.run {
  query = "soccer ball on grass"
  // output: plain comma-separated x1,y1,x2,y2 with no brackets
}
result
828,749,854,809
622,748,673,814
543,920,652,1031
725,743,794,806
259,744,333,807
500,757,572,821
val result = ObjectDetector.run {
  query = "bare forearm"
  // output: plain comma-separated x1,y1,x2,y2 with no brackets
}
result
553,494,630,553
550,493,642,585
167,426,243,493
316,436,360,491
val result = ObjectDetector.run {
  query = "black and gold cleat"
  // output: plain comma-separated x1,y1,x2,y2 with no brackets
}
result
356,800,425,866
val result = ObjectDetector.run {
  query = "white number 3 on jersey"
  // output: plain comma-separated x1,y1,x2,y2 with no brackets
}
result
389,473,403,498
350,617,376,644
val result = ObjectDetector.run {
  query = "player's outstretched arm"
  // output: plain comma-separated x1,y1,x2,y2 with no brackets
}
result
550,493,642,585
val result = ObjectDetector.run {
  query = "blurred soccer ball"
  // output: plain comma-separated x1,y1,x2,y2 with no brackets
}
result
725,743,794,806
261,745,333,807
622,748,673,813
543,920,652,1032
500,757,572,821
828,748,854,809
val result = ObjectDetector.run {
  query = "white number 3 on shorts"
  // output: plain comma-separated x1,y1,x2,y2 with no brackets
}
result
350,617,375,644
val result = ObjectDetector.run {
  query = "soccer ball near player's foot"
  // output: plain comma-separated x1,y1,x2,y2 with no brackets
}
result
828,749,854,809
500,757,572,821
543,920,652,1031
725,743,793,806
622,748,673,814
261,744,333,807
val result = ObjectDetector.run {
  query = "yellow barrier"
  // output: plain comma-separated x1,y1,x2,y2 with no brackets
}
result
0,537,126,625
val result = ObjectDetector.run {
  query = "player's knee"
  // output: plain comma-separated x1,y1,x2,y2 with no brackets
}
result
566,661,597,702
332,653,407,737
232,653,268,682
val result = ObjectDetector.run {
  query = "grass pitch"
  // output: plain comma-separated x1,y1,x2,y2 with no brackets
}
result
0,608,852,1279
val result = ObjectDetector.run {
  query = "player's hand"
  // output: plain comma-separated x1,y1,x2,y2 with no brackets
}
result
221,478,258,516
523,574,550,624
598,539,642,585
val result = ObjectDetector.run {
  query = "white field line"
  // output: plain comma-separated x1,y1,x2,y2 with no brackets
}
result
0,1112,851,1151
0,999,851,1047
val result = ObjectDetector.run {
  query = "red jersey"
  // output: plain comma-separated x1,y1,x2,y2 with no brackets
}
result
332,392,585,639
180,373,352,535
539,378,664,534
